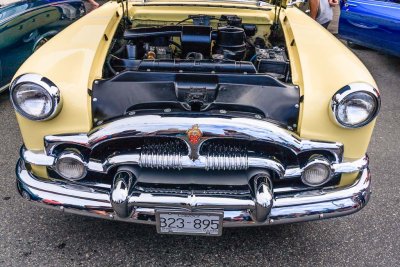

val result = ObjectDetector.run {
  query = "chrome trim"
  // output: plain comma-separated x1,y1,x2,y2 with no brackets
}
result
110,154,284,175
61,153,284,176
114,171,273,223
333,156,368,173
0,83,10,93
20,147,55,166
21,145,367,179
250,174,273,222
16,159,371,228
44,115,343,161
39,115,344,179
45,134,88,155
111,169,135,218
140,152,182,169
10,73,62,121
127,193,255,211
330,83,381,128
205,151,248,171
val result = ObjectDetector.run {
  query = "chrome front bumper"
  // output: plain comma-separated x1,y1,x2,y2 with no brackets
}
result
16,159,371,227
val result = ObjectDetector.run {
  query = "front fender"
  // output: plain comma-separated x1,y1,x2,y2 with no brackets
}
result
281,7,378,161
13,2,121,152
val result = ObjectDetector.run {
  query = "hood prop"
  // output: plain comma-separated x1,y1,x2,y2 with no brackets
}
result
117,0,132,28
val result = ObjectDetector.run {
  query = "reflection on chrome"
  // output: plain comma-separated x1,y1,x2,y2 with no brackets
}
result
16,115,372,229
21,147,367,180
16,159,371,227
44,115,343,160
20,115,354,180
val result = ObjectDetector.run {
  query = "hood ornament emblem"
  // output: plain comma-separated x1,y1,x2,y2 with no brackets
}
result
187,124,202,145
185,124,203,160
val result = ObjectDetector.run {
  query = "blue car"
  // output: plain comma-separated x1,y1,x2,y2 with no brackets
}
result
0,0,86,92
339,0,400,57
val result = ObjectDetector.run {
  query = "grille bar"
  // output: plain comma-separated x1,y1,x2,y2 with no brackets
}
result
139,141,186,169
140,143,250,171
205,145,248,170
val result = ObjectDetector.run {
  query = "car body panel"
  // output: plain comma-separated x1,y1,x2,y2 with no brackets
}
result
0,0,85,89
283,8,377,161
13,1,377,187
14,1,121,160
339,0,400,57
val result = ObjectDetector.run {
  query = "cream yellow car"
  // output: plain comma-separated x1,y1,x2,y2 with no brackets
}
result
11,0,380,236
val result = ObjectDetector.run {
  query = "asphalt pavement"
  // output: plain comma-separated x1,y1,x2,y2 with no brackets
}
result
0,45,399,266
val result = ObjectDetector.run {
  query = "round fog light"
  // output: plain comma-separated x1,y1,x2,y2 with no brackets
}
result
301,158,332,187
55,151,87,181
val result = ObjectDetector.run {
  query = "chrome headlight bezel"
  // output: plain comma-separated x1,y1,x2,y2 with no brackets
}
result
330,83,381,129
10,73,62,121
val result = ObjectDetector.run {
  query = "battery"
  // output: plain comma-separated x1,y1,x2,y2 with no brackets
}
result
255,47,289,76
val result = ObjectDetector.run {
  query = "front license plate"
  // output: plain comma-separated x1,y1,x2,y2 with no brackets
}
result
156,211,223,236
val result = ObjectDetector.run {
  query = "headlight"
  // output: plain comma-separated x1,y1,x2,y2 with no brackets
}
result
10,74,62,121
330,83,380,128
55,151,87,181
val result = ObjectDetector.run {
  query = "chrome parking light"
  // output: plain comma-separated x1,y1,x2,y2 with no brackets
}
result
55,151,87,181
301,156,332,187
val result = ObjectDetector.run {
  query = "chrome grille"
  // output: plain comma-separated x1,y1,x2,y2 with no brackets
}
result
139,140,187,169
139,141,249,171
205,144,248,170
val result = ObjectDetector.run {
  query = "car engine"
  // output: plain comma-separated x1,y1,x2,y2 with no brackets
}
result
105,14,290,81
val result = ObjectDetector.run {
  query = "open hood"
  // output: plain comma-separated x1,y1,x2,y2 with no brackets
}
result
126,0,290,8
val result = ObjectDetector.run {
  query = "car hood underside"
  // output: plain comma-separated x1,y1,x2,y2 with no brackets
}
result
91,71,300,129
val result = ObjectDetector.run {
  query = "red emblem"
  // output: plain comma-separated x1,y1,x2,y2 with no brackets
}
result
187,124,202,145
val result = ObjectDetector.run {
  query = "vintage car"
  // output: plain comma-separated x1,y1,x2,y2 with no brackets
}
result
11,0,380,236
339,0,400,57
0,0,86,92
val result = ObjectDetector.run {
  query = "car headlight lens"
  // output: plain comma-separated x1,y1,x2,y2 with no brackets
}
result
10,74,62,121
337,92,376,126
55,151,87,181
331,83,380,128
301,157,332,187
13,83,53,119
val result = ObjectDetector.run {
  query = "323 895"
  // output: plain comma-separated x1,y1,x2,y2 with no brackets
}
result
156,211,223,236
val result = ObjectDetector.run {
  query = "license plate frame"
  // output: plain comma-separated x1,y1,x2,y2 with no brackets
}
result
155,210,223,236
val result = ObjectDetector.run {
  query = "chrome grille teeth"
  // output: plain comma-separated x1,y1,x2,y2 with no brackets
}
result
205,144,248,171
140,141,248,170
140,141,184,170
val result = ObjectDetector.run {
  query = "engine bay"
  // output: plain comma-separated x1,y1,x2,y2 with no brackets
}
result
104,14,290,82
95,10,299,130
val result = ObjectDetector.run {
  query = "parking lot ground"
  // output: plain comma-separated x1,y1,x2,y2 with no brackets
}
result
0,45,399,266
